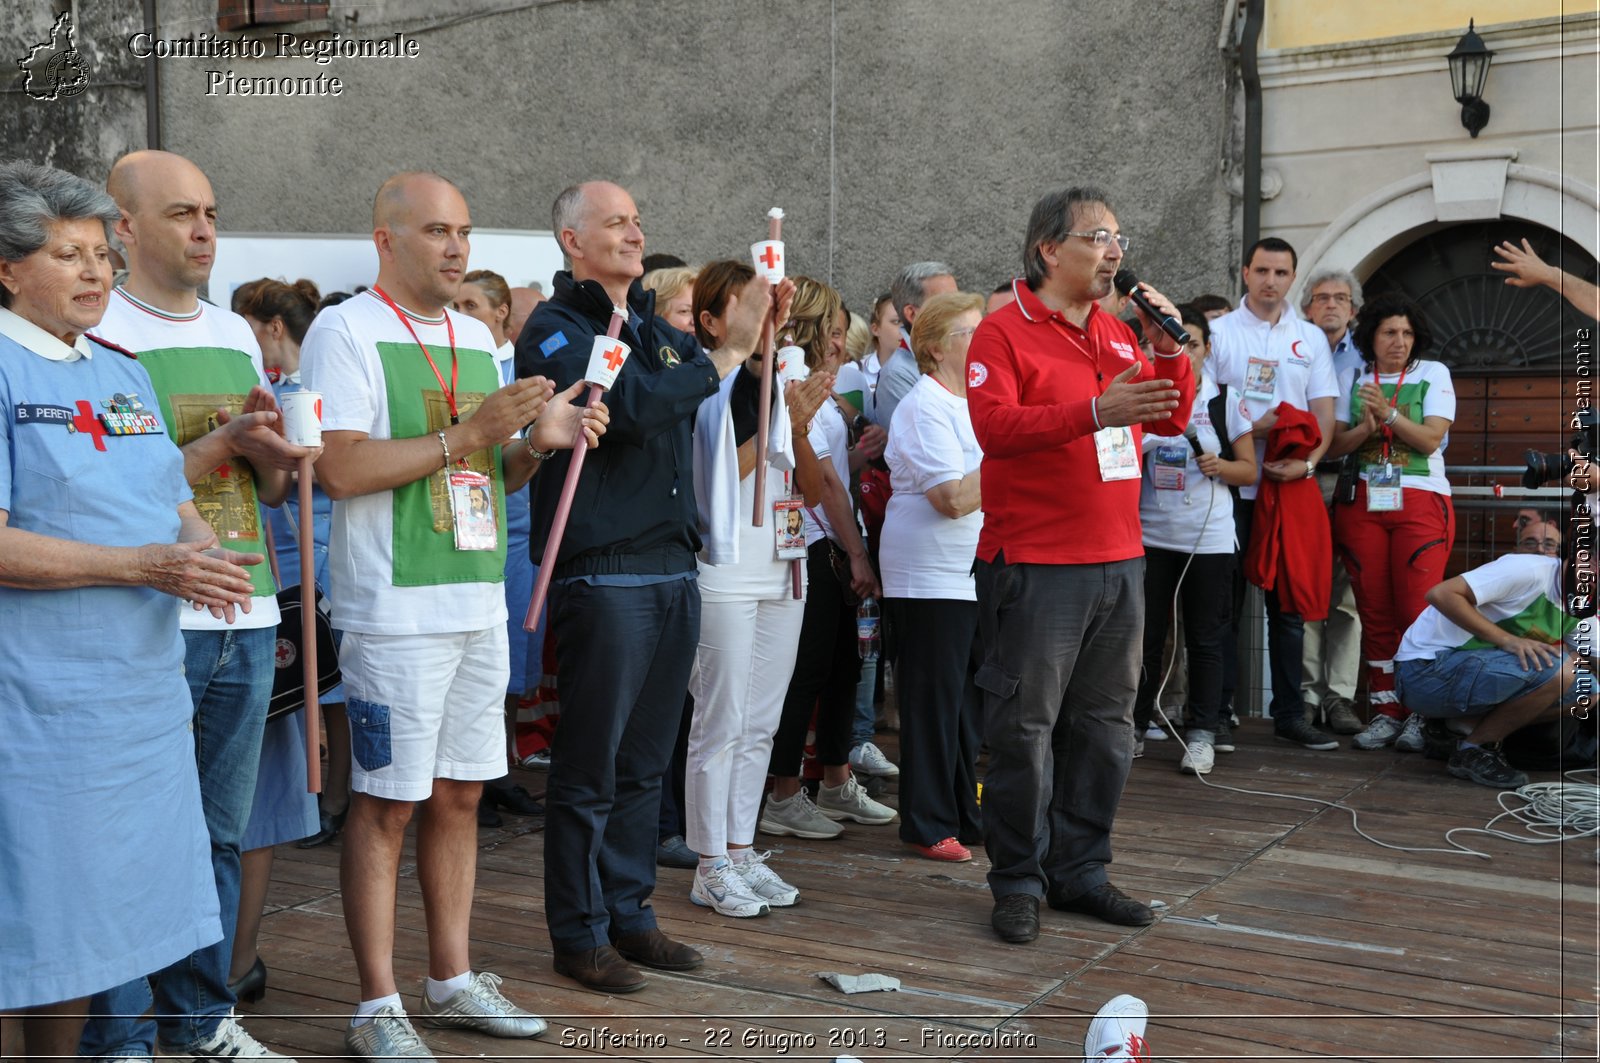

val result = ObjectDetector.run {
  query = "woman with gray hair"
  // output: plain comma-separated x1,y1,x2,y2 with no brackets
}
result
0,161,258,1059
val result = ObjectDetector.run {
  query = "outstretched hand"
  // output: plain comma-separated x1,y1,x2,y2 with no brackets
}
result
1094,363,1179,428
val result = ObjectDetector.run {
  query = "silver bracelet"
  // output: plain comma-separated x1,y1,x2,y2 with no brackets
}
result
1383,406,1399,427
525,434,556,461
437,429,451,469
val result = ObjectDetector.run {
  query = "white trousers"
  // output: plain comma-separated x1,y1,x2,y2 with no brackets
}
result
686,595,806,855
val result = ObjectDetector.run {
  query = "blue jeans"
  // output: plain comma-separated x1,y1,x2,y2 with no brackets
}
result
543,578,700,953
850,657,878,750
81,626,273,1054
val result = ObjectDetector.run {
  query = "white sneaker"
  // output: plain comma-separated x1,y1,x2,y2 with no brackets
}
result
691,857,771,917
168,1014,296,1061
733,850,800,907
1085,993,1150,1061
816,776,897,824
759,789,844,839
1394,712,1426,753
1351,713,1405,750
416,971,545,1038
345,1005,435,1061
1143,725,1169,741
1178,738,1214,775
520,749,552,770
848,740,899,777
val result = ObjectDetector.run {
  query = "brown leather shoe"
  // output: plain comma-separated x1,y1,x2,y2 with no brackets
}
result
611,928,703,971
552,944,647,993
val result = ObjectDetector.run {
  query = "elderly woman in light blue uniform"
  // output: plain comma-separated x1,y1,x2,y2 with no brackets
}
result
0,161,259,1061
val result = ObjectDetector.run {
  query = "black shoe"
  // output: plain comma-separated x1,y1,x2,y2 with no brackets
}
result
484,778,545,816
1274,717,1340,751
478,797,503,828
1047,882,1154,926
655,834,698,869
296,806,348,849
1421,720,1455,761
990,894,1040,943
229,956,267,1004
1447,742,1529,789
1213,721,1236,753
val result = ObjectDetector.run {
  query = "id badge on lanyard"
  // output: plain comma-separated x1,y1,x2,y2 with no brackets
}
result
1366,463,1403,511
774,484,807,560
1095,426,1140,481
448,470,499,550
1243,356,1278,403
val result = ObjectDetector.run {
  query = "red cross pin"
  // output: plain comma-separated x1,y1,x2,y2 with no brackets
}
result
71,400,109,452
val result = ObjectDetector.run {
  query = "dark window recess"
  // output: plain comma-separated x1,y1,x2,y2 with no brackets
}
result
218,1,329,31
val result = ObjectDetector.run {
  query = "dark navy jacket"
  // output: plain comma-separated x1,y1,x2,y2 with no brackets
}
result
515,271,720,578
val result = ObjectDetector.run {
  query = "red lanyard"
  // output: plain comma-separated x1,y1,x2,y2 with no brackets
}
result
372,286,461,425
1373,363,1408,463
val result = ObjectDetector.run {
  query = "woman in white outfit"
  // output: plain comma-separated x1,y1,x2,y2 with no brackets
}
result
685,260,831,917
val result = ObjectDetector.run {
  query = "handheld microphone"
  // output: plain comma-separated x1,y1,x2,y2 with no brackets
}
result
1183,422,1205,458
1114,269,1190,346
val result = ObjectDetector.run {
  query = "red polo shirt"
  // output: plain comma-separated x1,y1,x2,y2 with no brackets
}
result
965,279,1195,565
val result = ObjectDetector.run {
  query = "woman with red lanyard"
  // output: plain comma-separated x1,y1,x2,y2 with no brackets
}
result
1325,293,1456,752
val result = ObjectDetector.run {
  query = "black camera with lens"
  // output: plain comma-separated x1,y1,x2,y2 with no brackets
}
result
1522,408,1599,489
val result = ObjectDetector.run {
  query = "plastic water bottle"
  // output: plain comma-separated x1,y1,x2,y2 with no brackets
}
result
857,597,881,662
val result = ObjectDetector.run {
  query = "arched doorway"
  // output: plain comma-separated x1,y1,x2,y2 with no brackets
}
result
1359,220,1597,573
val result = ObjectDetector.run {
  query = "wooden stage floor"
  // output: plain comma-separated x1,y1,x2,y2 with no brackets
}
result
243,721,1599,1061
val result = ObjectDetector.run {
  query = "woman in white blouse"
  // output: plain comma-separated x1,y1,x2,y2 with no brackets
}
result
879,291,986,861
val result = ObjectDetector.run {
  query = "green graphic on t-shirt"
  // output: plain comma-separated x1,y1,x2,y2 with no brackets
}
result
1351,379,1432,477
1463,594,1579,650
138,346,275,597
375,341,506,587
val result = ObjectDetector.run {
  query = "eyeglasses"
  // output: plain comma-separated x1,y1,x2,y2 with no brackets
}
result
1310,292,1352,305
1065,229,1130,252
947,326,978,339
1519,538,1561,556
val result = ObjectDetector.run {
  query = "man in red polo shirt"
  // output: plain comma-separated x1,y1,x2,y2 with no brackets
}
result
966,187,1194,944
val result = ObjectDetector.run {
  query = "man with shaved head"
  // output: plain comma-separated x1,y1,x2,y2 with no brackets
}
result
503,285,544,348
82,150,306,1063
303,171,601,1060
514,181,771,993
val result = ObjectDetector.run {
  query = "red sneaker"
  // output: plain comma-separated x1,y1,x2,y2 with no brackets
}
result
912,837,972,862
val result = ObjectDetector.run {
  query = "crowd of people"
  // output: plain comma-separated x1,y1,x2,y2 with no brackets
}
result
1,152,1593,1063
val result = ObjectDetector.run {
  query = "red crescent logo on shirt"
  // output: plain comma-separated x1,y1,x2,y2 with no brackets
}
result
968,362,988,388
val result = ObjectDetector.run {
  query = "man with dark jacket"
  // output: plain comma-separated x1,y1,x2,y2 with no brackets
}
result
514,181,768,993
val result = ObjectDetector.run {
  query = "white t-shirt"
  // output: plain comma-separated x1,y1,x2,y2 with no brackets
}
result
697,458,805,601
802,400,852,547
880,376,983,600
300,291,507,635
1338,359,1456,496
1139,376,1250,555
1397,554,1580,661
97,289,280,631
1210,300,1340,500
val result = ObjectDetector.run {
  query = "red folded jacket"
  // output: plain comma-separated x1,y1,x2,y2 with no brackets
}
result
1245,403,1331,622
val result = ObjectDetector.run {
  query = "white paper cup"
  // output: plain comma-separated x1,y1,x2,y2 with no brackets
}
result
281,390,322,447
751,240,786,282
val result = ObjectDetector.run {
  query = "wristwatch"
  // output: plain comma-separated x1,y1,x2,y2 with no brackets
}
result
1305,460,1316,479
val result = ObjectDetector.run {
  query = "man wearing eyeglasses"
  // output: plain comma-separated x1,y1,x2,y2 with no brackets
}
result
965,187,1193,944
1210,237,1342,751
1517,521,1562,557
1298,269,1366,738
1302,270,1364,386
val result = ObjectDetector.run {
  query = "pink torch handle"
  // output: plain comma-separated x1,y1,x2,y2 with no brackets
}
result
752,213,783,526
524,309,626,631
299,455,321,793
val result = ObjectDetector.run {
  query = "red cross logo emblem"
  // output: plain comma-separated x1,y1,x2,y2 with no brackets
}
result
603,343,627,372
71,400,109,451
760,244,781,270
